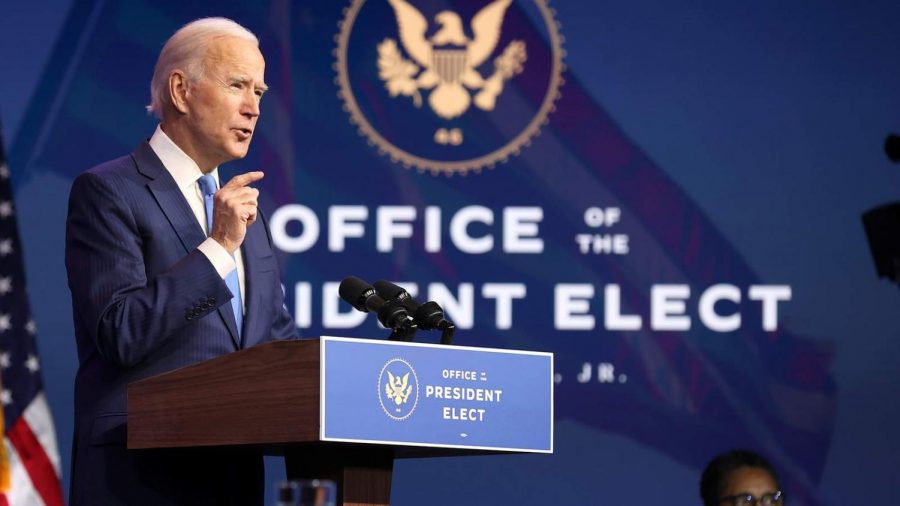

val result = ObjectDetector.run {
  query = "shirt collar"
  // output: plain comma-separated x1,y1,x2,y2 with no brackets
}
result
148,125,220,190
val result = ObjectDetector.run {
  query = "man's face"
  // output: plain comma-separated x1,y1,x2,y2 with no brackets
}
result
184,36,267,169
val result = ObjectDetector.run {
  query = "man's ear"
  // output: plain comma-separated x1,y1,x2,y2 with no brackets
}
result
168,70,190,115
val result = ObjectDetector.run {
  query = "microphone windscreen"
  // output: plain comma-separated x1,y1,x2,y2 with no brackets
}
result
339,276,374,312
373,280,405,300
374,280,420,314
414,301,444,327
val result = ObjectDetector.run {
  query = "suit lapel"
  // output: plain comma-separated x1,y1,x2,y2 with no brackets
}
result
133,142,241,348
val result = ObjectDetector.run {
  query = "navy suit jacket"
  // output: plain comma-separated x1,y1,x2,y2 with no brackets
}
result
65,142,298,505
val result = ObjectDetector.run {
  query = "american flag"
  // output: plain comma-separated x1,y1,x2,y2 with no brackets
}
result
0,126,64,505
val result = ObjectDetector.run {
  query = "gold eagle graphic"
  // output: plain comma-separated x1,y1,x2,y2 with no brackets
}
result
385,371,413,406
378,0,527,119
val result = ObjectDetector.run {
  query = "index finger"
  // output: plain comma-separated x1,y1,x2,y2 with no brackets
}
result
223,171,265,189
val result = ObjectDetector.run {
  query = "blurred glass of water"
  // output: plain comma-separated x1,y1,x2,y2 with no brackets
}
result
276,479,337,506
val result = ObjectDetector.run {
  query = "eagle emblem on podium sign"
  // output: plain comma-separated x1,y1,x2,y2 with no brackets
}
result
336,0,565,175
377,0,526,120
378,358,419,420
384,370,413,406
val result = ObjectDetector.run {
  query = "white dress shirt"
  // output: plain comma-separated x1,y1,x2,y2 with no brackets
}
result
148,126,246,312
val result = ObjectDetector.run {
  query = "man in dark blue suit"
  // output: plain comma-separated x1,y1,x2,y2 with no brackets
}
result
64,18,297,505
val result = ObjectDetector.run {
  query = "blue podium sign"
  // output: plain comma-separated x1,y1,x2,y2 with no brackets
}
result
320,336,553,453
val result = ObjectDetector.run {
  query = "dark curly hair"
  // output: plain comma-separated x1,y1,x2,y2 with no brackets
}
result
700,449,780,506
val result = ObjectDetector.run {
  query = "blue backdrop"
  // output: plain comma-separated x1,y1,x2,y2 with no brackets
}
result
2,1,900,504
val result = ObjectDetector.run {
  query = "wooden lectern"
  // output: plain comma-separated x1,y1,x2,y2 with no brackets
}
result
128,339,458,506
128,340,394,505
129,338,553,505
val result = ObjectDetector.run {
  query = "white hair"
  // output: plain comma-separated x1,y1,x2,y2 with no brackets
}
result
146,17,258,119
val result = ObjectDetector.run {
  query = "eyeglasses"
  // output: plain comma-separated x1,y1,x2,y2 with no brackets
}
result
719,491,783,506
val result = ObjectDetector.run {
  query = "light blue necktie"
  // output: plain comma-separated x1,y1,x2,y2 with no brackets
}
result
198,174,243,338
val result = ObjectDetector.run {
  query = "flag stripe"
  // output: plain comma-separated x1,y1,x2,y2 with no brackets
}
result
7,415,62,506
2,437,46,506
21,396,60,475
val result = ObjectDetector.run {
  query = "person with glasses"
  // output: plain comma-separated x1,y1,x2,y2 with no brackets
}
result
700,449,784,506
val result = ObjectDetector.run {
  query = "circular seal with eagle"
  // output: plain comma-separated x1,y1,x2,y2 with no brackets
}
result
336,0,565,175
378,358,420,420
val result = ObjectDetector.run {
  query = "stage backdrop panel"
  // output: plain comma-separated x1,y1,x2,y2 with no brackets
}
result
5,0,900,504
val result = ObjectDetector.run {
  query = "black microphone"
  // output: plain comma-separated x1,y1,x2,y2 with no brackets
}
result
373,280,455,344
371,280,416,311
338,276,416,338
